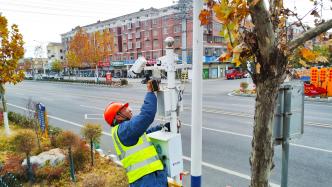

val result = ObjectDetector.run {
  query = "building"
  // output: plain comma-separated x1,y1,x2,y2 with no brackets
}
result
46,42,64,70
18,58,48,75
61,2,229,79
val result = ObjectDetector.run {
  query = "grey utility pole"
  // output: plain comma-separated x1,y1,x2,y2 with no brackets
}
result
176,0,191,65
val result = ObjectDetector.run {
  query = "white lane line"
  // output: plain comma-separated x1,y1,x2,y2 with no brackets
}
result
8,103,332,154
182,123,252,138
85,114,104,120
7,103,112,136
182,156,280,187
181,123,332,154
6,102,330,185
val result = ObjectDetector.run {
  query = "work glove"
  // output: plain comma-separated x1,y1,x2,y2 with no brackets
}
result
162,122,170,132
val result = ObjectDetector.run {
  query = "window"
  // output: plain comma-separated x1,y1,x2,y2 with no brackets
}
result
60,56,63,60
204,48,213,56
214,36,223,43
136,41,141,48
47,50,51,53
153,51,159,59
128,42,133,49
146,52,151,60
145,31,150,37
153,30,158,37
136,32,141,38
163,27,168,35
152,19,157,25
60,49,63,53
153,40,159,48
174,25,181,33
174,36,181,46
145,20,150,28
145,41,151,47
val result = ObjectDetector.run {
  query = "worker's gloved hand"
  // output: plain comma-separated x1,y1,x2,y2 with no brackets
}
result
162,122,170,132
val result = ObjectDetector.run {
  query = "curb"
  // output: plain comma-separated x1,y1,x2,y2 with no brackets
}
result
229,91,332,103
24,80,132,88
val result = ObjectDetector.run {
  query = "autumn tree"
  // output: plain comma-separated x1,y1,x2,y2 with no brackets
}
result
51,59,64,73
86,29,115,82
201,0,332,186
0,14,25,136
66,27,90,77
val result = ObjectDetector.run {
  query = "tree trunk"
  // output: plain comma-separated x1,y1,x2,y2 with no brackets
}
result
0,84,10,136
95,65,99,83
250,80,280,187
90,139,94,166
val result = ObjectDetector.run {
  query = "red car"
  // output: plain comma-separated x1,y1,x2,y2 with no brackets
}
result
226,69,245,79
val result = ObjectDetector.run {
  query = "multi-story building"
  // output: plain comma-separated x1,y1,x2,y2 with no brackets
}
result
61,2,229,79
46,42,64,70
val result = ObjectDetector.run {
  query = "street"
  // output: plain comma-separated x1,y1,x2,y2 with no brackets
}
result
5,79,332,187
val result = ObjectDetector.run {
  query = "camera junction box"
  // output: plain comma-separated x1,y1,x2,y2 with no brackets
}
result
147,131,183,178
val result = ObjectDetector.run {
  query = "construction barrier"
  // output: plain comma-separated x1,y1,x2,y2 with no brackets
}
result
319,68,328,97
310,67,319,87
328,68,332,97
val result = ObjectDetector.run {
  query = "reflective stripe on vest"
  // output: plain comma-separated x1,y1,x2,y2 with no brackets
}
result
111,125,164,184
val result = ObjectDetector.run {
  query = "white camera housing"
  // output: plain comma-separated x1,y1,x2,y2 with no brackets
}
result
129,56,147,74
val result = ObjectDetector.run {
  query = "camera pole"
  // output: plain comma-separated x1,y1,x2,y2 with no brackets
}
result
164,37,178,134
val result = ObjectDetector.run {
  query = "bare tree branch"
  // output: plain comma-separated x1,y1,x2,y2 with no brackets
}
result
288,19,332,51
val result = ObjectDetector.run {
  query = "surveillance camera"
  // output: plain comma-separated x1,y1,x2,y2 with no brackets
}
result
129,56,147,74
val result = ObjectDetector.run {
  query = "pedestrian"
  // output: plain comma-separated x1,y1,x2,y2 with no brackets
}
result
104,80,168,187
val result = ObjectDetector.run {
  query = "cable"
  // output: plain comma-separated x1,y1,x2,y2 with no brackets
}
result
0,8,106,18
0,1,116,15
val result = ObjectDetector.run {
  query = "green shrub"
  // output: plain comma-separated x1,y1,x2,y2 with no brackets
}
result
120,79,128,86
240,82,249,90
8,112,34,129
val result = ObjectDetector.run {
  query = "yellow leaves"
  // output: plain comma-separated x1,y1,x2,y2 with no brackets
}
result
315,55,328,63
232,53,242,67
298,59,308,67
300,48,317,61
199,9,211,26
0,15,25,85
219,52,232,62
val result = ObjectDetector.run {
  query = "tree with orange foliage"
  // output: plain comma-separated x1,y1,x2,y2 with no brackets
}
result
0,14,25,136
200,0,332,186
86,30,114,82
66,28,90,77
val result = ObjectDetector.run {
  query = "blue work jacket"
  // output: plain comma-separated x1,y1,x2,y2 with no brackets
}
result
117,92,168,187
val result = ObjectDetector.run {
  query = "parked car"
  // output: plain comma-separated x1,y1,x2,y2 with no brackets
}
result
54,74,64,80
226,69,245,79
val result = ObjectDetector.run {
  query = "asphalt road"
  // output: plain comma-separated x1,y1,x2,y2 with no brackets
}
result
4,79,332,187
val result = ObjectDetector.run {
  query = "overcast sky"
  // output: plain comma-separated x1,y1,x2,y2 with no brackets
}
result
0,0,331,58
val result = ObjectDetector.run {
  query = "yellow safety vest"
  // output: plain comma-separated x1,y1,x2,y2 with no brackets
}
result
111,125,164,184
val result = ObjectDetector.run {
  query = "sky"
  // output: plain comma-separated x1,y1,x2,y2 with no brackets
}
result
0,0,331,58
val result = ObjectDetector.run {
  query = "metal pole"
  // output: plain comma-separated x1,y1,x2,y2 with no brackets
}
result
281,86,292,187
191,0,203,186
165,37,177,133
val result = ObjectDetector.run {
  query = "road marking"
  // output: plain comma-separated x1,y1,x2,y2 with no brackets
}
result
7,103,112,136
8,102,332,154
6,102,330,185
182,156,280,187
85,114,104,120
181,123,332,154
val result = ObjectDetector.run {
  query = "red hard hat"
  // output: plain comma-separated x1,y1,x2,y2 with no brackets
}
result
104,102,129,126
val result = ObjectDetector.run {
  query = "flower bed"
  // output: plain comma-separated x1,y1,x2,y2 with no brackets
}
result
0,112,128,187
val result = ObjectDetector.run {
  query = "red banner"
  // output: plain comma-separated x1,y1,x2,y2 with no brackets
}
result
304,83,327,96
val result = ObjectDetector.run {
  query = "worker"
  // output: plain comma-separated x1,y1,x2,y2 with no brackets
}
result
104,80,168,187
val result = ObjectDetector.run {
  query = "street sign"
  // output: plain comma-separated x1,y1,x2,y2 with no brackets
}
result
36,103,46,132
273,80,304,143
